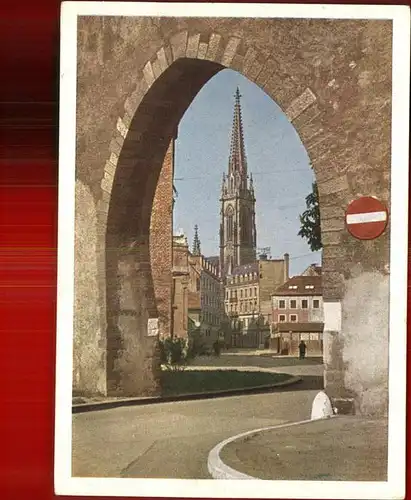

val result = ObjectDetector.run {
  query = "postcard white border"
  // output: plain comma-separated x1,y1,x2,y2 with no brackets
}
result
55,2,410,499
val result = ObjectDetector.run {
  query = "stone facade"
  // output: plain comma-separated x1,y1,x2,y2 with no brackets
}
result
225,255,289,347
171,234,190,339
75,16,392,415
171,234,223,345
189,254,223,345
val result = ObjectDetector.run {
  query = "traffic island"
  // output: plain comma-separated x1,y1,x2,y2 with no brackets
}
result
216,416,388,481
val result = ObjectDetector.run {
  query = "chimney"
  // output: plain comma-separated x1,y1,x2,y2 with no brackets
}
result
284,253,290,281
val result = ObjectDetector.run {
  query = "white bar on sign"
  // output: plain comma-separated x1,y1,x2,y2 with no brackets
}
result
346,210,387,224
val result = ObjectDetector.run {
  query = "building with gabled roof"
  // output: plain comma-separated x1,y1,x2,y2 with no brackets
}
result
271,273,324,355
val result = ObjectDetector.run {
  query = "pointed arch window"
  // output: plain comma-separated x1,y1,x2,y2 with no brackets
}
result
226,205,234,241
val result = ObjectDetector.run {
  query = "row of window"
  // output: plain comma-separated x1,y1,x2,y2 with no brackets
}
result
274,298,320,309
199,277,220,294
228,299,258,313
202,294,220,308
277,313,298,323
200,311,220,326
227,272,258,284
231,317,258,330
226,287,258,300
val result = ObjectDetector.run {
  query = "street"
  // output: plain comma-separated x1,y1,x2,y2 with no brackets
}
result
72,355,323,478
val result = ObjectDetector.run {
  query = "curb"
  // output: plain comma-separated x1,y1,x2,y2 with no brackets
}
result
72,375,302,414
207,416,337,480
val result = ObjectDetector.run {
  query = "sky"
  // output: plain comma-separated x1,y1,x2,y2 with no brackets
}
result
173,69,321,277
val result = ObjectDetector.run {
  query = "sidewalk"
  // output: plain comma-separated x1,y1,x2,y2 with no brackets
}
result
219,416,388,481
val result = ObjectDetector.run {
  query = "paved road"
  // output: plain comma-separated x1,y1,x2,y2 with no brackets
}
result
72,355,323,479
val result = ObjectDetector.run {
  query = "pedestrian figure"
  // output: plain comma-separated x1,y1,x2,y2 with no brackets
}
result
299,340,307,360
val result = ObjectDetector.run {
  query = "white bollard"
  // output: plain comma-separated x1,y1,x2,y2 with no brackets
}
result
311,391,333,420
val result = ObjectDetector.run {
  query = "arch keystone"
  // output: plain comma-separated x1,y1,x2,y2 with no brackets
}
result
205,33,222,61
197,42,208,60
186,33,200,58
221,37,241,66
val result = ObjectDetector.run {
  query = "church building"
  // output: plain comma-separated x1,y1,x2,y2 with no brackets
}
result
219,89,289,348
219,87,257,278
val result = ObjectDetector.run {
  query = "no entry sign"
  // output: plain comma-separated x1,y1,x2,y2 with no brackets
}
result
345,196,388,240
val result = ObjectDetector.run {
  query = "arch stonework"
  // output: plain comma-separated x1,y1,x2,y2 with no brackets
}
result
75,17,392,414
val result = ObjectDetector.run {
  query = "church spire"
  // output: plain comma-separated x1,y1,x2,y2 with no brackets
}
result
192,224,201,255
228,87,247,178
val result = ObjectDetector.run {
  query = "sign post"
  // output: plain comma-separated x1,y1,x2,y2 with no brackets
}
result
345,196,388,240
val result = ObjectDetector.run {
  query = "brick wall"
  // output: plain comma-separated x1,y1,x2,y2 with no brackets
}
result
149,140,174,338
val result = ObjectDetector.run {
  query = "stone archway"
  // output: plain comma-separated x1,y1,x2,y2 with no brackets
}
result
74,17,392,414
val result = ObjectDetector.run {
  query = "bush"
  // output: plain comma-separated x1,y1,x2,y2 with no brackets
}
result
159,336,200,370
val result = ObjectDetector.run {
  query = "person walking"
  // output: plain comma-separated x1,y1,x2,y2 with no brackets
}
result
298,340,307,360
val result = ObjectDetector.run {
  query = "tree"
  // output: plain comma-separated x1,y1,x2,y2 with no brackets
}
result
298,181,322,251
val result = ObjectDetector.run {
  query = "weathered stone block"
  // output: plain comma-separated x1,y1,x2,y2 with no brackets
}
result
109,152,119,167
170,31,188,60
143,61,155,87
156,47,169,72
286,87,317,122
205,33,222,61
245,58,263,82
197,42,208,59
320,175,349,196
221,37,241,66
116,117,128,139
321,217,345,232
104,160,116,176
186,33,200,58
152,58,163,79
109,137,122,157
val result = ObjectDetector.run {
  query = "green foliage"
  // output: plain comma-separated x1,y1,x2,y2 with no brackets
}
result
159,336,205,370
298,181,322,252
161,370,292,397
159,336,189,370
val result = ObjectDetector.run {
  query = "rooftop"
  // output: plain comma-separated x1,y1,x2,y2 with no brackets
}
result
273,275,322,296
231,262,259,276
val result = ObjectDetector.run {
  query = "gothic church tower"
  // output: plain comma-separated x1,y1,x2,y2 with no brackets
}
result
219,88,256,278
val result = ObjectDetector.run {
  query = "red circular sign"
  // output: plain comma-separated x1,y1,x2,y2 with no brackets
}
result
345,196,388,240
